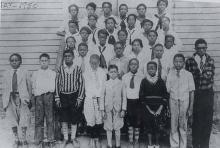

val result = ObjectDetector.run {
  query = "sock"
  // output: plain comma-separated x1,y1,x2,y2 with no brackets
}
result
12,126,19,141
21,127,27,141
115,130,121,147
70,124,77,140
134,128,140,142
61,122,68,141
128,127,134,143
106,130,112,147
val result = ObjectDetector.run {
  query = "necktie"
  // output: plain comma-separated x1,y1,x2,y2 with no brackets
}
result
12,69,18,92
81,57,85,73
108,35,116,45
120,18,126,30
92,29,97,44
176,70,180,78
150,48,154,60
128,29,135,45
158,59,162,77
99,46,107,69
130,74,135,89
200,57,204,71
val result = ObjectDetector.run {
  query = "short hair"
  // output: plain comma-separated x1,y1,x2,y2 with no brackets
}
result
114,41,123,48
147,61,157,69
136,3,147,10
68,20,79,31
141,19,153,28
88,13,98,20
108,64,118,71
105,17,117,26
66,36,76,43
102,2,112,9
165,34,175,41
154,43,164,49
127,14,137,23
86,2,96,11
98,29,109,37
157,0,168,7
195,38,207,48
39,53,50,59
119,4,128,10
162,16,170,22
90,54,100,62
129,58,139,66
9,53,22,63
80,26,92,34
68,4,79,13
118,29,128,37
173,53,185,62
78,42,88,50
147,30,158,37
132,38,143,48
63,49,74,57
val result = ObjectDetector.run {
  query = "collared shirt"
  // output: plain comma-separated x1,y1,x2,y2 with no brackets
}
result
194,54,206,72
166,68,195,101
126,27,141,45
185,53,215,90
32,68,56,96
109,55,129,77
74,55,91,74
122,72,144,99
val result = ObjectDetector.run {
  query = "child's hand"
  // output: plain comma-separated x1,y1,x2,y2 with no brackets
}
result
155,109,162,116
187,109,193,118
1,108,6,119
120,110,126,118
56,99,61,108
101,110,107,120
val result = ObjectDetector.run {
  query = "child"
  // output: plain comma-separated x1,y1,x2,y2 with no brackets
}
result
166,54,195,148
117,29,131,56
139,61,169,148
118,4,128,30
32,53,56,147
84,54,107,148
75,26,94,49
122,58,144,147
109,41,129,79
2,53,31,147
100,65,127,148
55,50,85,146
146,30,159,60
136,3,147,26
105,17,119,45
140,19,154,49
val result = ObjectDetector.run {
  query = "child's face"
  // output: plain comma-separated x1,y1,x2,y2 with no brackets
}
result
132,41,142,53
129,60,139,73
68,22,78,34
114,43,124,57
162,17,170,29
154,46,164,59
10,55,21,69
143,22,153,32
195,43,207,57
127,16,136,27
78,46,88,57
103,4,111,15
80,30,89,41
108,68,118,80
64,53,74,65
147,32,157,43
66,37,76,48
39,57,49,70
98,33,107,45
147,63,157,77
87,6,95,15
174,57,185,71
158,1,167,12
106,19,115,31
137,6,146,16
165,37,174,49
119,6,128,16
90,58,99,70
118,31,127,42
88,16,97,27
69,6,78,17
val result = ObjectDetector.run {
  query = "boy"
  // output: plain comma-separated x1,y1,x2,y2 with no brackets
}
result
2,53,31,147
55,50,85,146
84,54,107,148
140,19,154,49
136,3,147,25
105,17,118,45
146,30,159,60
118,4,128,30
166,53,195,148
122,58,143,147
100,65,127,148
117,30,131,56
32,53,56,147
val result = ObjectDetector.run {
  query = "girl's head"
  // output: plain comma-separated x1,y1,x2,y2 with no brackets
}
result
80,26,91,41
98,29,109,46
162,16,170,30
66,36,76,48
105,17,117,31
157,0,168,13
147,61,157,77
141,19,153,32
147,30,158,43
165,34,175,49
68,4,79,17
102,2,112,15
68,20,79,34
114,42,124,57
119,4,128,17
89,54,100,70
132,39,143,53
108,65,119,80
137,3,147,16
118,29,128,42
78,43,88,57
153,43,164,59
127,14,137,27
9,53,22,69
128,58,139,74
88,13,98,27
86,2,96,15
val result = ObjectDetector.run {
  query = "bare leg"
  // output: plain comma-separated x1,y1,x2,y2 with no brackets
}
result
148,133,153,146
106,130,113,147
115,130,121,147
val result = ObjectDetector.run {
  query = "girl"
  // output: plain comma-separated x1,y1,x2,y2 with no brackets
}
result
87,13,99,45
100,65,126,148
139,61,169,148
146,30,159,61
105,17,118,45
117,30,131,56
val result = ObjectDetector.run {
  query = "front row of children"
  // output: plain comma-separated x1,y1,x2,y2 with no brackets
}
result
2,50,195,148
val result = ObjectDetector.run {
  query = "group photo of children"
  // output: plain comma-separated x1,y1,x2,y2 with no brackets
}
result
1,0,216,148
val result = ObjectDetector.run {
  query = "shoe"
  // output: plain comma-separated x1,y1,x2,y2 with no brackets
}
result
147,145,154,148
128,142,134,148
94,138,101,148
134,141,139,148
154,145,160,148
73,138,80,148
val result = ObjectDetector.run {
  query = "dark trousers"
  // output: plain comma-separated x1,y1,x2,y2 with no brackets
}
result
35,92,54,143
192,89,214,148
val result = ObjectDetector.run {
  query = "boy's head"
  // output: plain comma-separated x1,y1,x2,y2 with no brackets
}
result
132,39,143,52
80,26,91,41
98,29,109,46
147,30,158,43
88,13,98,27
141,19,153,32
105,17,117,31
9,53,22,69
39,53,50,70
147,61,157,77
136,3,147,16
89,54,100,70
102,2,112,15
194,38,207,57
157,0,168,12
78,43,88,57
68,20,79,34
108,64,119,80
118,29,128,42
66,36,76,48
165,34,175,49
173,53,185,71
127,14,137,27
68,4,79,17
63,50,74,66
119,4,128,17
86,2,96,15
153,43,164,59
162,16,170,30
114,42,124,57
128,58,139,74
